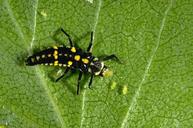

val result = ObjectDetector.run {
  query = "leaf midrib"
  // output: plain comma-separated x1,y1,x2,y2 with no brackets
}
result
29,0,67,128
80,0,102,127
120,0,174,127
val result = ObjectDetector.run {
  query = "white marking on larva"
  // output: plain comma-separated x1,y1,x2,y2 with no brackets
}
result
36,56,40,60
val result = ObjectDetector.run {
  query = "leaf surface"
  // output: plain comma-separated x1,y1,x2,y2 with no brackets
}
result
0,0,193,127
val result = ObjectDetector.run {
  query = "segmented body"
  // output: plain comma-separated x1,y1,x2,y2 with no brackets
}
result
26,46,94,72
26,28,116,94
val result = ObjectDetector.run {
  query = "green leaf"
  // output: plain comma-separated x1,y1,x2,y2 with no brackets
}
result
0,0,193,127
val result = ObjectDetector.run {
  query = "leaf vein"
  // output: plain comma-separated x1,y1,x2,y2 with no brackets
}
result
29,1,66,128
29,0,38,52
4,0,25,40
80,0,102,127
35,68,66,128
120,0,173,127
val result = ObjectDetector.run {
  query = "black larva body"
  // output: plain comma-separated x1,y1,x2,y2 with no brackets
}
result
27,46,99,73
26,29,116,94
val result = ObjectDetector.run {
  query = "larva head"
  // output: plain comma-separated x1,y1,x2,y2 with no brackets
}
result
89,58,113,77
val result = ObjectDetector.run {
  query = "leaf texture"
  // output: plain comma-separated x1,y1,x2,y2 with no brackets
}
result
0,0,193,128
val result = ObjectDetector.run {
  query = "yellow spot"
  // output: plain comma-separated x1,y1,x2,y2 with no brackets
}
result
54,50,58,55
111,81,117,90
59,64,62,67
82,58,89,64
54,55,58,59
71,47,76,53
122,85,128,95
54,61,58,66
68,61,73,67
40,10,47,17
53,50,58,59
42,54,45,58
74,55,80,61
103,70,113,77
48,54,52,57
53,46,58,49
